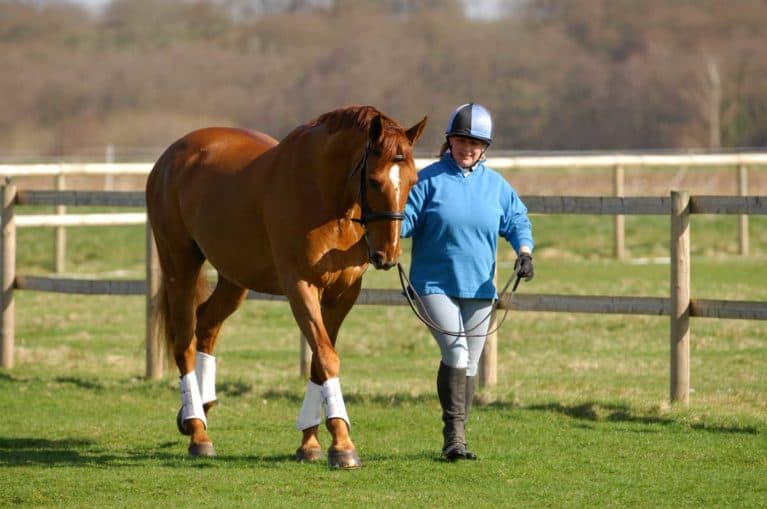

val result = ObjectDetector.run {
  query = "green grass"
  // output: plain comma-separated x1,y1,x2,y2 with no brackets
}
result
1,211,766,507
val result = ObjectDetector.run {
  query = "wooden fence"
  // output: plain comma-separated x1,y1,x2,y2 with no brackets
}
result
1,185,765,405
1,151,765,270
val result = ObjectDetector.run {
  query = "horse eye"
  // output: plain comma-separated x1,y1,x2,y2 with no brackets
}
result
367,178,381,191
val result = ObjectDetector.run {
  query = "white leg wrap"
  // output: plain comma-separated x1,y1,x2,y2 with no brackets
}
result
195,351,217,404
295,381,323,431
180,372,207,429
321,377,351,430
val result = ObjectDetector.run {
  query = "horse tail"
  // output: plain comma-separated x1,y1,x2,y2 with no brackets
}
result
149,270,212,370
148,277,175,371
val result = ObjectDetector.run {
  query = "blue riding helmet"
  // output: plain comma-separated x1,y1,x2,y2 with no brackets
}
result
444,103,493,145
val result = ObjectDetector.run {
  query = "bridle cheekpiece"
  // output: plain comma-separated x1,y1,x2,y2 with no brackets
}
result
350,140,406,227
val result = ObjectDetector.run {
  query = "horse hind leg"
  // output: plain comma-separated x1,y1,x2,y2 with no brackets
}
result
159,250,217,457
193,275,248,417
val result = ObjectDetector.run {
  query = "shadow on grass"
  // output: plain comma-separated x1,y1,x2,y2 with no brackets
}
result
491,400,760,435
524,401,671,425
0,437,99,466
262,388,436,407
0,436,440,467
53,376,106,391
0,436,311,467
249,389,762,435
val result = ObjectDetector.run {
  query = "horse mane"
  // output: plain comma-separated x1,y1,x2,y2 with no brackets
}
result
283,105,407,157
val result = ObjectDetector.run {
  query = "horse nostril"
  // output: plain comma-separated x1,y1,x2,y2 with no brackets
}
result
370,252,386,269
370,252,397,270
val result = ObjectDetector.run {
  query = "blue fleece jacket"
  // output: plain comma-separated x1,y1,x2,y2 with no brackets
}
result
400,153,534,299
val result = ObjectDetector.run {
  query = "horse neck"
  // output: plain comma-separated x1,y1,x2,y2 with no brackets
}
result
308,129,368,219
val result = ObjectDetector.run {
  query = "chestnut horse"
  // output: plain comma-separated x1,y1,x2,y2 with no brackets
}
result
146,106,427,468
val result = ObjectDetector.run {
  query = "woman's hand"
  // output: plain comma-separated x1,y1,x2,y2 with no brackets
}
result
514,253,534,281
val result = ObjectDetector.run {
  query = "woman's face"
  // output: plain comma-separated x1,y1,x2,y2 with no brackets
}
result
448,136,487,168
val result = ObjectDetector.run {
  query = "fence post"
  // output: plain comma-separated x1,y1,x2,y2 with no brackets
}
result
1,184,16,369
145,221,163,379
299,334,311,378
670,190,690,405
55,174,66,273
737,164,749,256
613,163,625,259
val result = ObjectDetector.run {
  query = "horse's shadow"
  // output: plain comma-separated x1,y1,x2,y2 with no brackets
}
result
0,436,438,467
0,437,97,465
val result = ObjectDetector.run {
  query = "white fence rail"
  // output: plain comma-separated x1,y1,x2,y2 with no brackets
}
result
2,152,764,267
2,152,767,176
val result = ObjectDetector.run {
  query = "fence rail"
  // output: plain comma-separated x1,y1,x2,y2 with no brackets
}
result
2,152,767,177
3,153,765,268
1,187,766,405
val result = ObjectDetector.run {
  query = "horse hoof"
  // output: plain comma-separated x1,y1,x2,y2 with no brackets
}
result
328,449,362,469
295,447,323,462
188,442,216,457
176,408,191,436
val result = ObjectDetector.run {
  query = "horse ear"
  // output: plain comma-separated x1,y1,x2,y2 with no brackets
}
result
369,114,383,144
405,116,428,145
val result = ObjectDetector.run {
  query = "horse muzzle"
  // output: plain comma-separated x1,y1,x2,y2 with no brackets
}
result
369,251,396,270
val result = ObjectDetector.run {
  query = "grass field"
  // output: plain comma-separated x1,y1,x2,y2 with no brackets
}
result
1,207,766,507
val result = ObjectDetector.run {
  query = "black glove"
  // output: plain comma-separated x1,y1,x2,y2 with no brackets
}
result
514,252,534,281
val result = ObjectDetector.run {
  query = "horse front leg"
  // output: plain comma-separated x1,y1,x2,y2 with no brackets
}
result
286,280,361,469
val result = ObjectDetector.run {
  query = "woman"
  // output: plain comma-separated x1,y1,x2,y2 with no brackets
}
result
401,103,534,461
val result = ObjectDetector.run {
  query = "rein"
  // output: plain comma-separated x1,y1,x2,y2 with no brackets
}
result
350,141,406,226
397,262,521,338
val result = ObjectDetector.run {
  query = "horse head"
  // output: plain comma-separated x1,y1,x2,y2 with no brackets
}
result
353,112,427,270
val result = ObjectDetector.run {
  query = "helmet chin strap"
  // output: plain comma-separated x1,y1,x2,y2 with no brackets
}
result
477,145,489,163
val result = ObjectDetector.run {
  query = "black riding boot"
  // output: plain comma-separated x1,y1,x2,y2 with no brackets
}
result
463,375,478,460
437,362,469,461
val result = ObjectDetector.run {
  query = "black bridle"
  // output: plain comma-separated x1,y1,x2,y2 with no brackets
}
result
350,141,406,227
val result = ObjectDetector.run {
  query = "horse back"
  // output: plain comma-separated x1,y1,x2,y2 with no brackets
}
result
158,127,278,175
146,127,280,285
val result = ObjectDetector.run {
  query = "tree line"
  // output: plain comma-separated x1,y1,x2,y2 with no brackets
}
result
2,0,766,160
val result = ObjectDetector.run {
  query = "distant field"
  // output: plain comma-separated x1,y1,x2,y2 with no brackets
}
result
1,174,765,507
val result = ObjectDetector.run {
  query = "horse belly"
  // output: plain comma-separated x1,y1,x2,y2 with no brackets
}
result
209,250,282,295
192,217,283,294
172,172,278,294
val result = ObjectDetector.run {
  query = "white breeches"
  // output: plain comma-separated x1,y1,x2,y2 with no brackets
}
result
419,294,493,377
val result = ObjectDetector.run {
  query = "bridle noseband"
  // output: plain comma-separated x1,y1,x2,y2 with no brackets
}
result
350,141,406,227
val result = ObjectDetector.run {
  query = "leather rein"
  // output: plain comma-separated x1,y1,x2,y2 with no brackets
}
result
397,263,520,338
